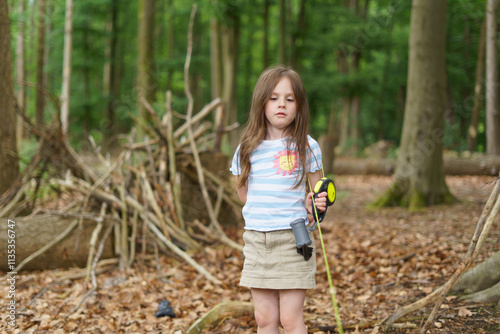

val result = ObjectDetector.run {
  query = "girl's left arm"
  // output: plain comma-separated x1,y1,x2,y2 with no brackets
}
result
235,176,248,205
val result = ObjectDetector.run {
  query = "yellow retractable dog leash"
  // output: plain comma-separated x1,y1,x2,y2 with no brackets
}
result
309,176,344,334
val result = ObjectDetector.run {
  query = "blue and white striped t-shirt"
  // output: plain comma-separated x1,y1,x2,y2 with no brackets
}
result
230,135,323,231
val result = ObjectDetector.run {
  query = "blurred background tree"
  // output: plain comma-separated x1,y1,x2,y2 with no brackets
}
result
1,0,19,193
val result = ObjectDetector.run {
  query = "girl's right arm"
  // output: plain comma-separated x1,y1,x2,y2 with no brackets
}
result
235,176,248,204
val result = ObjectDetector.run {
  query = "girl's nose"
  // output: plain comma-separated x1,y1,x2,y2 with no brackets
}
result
278,98,286,108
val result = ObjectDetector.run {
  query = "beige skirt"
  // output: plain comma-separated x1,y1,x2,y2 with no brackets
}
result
239,229,316,290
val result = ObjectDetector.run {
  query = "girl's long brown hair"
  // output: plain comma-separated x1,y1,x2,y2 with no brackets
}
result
237,65,311,190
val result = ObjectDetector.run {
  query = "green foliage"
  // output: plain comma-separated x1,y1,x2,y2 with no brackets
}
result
7,0,490,154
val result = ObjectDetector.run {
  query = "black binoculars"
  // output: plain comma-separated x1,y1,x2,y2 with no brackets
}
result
290,218,313,261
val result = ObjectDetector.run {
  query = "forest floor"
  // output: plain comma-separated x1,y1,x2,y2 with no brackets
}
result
1,175,500,333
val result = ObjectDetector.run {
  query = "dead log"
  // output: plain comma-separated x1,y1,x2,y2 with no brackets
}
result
332,155,500,176
0,214,114,271
443,156,500,175
186,301,253,334
333,157,395,175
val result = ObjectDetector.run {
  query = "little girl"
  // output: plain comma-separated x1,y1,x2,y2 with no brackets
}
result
230,65,328,334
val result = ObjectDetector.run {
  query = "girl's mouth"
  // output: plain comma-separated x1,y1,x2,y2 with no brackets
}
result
276,112,287,117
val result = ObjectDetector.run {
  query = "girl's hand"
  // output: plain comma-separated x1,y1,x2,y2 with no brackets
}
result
305,191,327,214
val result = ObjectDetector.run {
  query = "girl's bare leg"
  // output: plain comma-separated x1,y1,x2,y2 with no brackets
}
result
279,289,307,334
251,288,280,334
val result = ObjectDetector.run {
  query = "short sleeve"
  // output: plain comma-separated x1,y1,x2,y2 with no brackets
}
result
229,145,241,175
307,136,323,173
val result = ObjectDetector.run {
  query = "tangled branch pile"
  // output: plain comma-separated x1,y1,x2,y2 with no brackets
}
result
1,94,243,287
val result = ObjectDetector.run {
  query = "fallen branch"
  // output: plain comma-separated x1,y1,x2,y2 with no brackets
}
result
86,201,109,282
52,259,119,281
202,167,243,211
71,221,115,314
62,137,99,183
165,90,185,229
186,301,254,334
173,97,222,140
0,181,30,218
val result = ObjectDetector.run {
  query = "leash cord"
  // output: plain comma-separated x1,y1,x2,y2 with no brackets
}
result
309,177,344,334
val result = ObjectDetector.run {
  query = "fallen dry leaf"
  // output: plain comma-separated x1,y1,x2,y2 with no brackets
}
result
458,307,473,317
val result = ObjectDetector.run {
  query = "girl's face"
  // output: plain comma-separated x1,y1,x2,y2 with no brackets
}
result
264,77,297,140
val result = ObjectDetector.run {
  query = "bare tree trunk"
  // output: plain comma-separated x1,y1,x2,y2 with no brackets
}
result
210,14,223,150
349,96,361,152
320,104,338,176
459,15,471,138
103,0,118,151
336,49,350,151
220,7,239,150
166,0,174,91
263,0,269,68
43,1,52,104
82,22,91,151
467,17,486,152
15,0,26,149
0,0,19,194
289,0,306,69
279,0,286,64
35,0,45,127
60,0,73,137
376,20,394,141
485,0,500,155
373,0,452,209
444,71,455,124
137,0,156,137
192,14,202,114
349,52,361,153
210,17,221,100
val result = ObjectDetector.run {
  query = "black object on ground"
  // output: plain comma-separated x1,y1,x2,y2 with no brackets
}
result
155,299,176,318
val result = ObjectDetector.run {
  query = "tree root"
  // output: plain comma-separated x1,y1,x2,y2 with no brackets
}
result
461,280,500,304
452,250,500,295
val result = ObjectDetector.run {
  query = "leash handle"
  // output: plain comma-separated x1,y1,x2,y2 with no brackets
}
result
310,177,336,225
